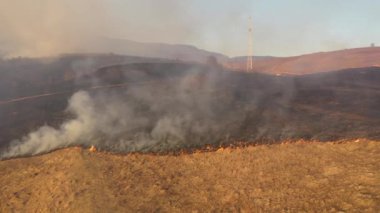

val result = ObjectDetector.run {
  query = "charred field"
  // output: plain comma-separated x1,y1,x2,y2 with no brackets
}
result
0,61,380,157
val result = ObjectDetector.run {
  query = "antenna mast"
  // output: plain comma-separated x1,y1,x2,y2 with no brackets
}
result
246,17,253,72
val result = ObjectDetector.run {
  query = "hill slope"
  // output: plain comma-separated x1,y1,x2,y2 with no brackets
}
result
1,140,379,212
227,47,380,74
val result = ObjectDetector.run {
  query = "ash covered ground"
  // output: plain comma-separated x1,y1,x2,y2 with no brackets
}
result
0,60,380,158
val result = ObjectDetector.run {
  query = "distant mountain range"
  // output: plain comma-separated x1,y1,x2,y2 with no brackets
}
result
90,38,229,63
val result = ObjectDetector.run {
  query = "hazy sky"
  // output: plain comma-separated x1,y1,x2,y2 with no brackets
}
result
1,0,379,57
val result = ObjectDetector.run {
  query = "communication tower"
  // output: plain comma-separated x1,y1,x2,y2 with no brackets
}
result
246,17,254,72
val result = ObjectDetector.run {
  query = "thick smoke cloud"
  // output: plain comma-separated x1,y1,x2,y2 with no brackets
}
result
0,0,109,57
0,0,198,57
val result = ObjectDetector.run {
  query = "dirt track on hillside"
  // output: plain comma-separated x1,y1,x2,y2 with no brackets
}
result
1,140,379,212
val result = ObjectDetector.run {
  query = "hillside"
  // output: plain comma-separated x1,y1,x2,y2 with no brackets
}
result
1,63,380,157
0,140,379,212
227,47,380,74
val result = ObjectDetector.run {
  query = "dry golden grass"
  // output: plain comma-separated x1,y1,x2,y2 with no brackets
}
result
0,140,379,212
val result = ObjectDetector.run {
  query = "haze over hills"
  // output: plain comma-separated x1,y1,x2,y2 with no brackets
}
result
0,38,229,63
2,37,380,75
54,39,380,75
92,38,229,63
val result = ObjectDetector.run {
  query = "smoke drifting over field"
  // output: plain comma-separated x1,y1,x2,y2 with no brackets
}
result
0,65,270,158
2,62,380,159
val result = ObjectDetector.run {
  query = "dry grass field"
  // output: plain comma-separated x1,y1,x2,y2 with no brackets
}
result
1,140,379,212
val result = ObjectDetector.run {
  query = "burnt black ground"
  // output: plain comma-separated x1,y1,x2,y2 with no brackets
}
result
0,61,379,153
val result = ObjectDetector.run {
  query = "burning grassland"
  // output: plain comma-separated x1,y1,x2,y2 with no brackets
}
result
0,140,379,212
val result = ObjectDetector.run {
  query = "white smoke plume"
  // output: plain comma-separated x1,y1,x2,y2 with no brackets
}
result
0,61,300,159
0,67,234,158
